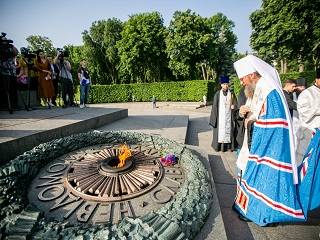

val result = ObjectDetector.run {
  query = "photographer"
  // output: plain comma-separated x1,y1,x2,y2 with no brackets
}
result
20,47,37,89
0,33,18,113
54,49,75,108
48,57,59,106
16,55,28,86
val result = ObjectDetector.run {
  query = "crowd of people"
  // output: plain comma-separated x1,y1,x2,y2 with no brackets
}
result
210,55,320,227
0,35,91,113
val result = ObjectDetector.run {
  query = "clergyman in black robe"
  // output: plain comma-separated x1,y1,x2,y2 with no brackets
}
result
235,85,256,152
209,76,237,152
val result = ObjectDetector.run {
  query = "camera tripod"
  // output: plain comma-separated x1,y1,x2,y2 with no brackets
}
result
0,61,16,114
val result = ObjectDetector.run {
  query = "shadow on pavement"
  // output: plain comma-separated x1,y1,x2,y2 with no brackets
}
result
209,154,255,240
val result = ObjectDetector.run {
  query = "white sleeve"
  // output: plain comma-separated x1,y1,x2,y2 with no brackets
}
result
297,90,314,124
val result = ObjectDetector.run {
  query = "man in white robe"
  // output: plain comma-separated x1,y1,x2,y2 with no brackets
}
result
295,69,320,164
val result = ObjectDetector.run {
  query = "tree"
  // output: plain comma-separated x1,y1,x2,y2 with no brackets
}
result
103,18,123,84
250,1,299,73
26,35,56,57
165,10,211,80
250,0,320,72
165,10,237,81
117,12,168,83
291,0,320,70
205,13,237,80
82,18,123,84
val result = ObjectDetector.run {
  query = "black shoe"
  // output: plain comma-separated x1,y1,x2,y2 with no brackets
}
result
265,222,279,227
238,214,252,222
62,105,67,108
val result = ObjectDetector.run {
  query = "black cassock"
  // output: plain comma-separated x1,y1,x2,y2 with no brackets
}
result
234,87,255,150
209,90,237,152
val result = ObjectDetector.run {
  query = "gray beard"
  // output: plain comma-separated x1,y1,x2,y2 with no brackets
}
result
244,83,256,98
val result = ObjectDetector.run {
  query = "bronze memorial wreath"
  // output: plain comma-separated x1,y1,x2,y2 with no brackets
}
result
0,131,212,239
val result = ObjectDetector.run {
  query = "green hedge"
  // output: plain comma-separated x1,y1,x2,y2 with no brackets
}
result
88,80,216,103
81,71,315,103
279,71,315,86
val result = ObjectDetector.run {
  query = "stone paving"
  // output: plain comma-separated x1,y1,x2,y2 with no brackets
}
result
0,105,127,163
1,102,319,239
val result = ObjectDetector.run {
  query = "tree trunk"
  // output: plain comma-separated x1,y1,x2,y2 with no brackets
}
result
298,55,304,72
280,59,284,74
201,63,207,80
211,69,215,80
284,58,287,73
299,64,304,72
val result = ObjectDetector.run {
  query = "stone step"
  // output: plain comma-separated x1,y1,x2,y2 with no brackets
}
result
0,106,128,165
98,114,189,144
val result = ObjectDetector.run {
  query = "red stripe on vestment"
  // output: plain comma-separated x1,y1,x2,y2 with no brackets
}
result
249,156,292,171
256,121,288,126
302,164,306,177
240,180,304,218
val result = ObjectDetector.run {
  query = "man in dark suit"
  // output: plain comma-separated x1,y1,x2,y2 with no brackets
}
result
283,79,297,117
48,57,60,106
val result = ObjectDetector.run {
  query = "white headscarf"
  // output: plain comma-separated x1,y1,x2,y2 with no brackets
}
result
234,55,298,184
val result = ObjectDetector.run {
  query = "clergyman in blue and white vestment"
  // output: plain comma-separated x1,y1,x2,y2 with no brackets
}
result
232,55,320,226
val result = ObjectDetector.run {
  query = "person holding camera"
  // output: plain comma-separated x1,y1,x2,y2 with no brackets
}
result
48,57,59,106
0,33,19,113
35,50,55,108
54,49,75,108
16,54,28,86
77,59,90,108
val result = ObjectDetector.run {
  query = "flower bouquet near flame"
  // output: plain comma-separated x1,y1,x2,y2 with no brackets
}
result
160,153,177,166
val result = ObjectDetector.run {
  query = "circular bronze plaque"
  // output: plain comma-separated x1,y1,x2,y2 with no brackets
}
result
28,144,185,224
65,146,164,202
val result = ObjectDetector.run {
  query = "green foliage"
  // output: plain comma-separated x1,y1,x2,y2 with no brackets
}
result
82,18,123,85
165,10,210,80
26,35,56,56
88,80,216,103
280,71,315,87
117,12,168,83
206,13,237,79
165,10,237,80
230,75,242,96
26,11,237,84
250,0,320,69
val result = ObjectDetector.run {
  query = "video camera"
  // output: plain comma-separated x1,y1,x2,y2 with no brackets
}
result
20,47,36,61
57,48,69,63
0,32,15,61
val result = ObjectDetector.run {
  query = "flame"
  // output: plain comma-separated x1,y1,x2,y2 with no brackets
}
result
117,144,132,168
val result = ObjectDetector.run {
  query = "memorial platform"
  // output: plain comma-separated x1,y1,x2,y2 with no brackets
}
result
0,105,128,164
